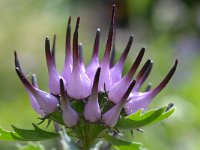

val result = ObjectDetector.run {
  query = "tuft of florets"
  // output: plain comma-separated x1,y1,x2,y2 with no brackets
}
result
14,4,177,129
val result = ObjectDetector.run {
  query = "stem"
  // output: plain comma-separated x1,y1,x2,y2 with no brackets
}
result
53,122,64,150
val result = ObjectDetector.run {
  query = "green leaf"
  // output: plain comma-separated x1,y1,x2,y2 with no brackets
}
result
102,134,143,150
0,124,59,141
116,105,175,130
0,126,15,140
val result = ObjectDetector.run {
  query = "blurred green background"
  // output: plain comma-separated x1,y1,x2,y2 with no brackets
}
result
0,0,200,149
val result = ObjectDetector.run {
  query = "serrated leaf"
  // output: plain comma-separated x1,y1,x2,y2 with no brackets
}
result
102,134,143,150
0,124,59,141
0,127,15,140
116,105,175,130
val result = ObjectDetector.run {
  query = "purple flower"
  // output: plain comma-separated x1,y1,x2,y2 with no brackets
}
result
102,80,136,127
98,6,115,91
15,52,44,116
84,68,101,122
66,17,92,99
86,29,100,83
45,37,65,95
110,35,133,83
108,48,145,103
14,4,177,129
61,17,73,84
29,74,45,116
125,60,178,115
14,52,58,114
60,79,79,127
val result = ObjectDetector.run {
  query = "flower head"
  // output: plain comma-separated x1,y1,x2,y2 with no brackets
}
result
14,4,177,130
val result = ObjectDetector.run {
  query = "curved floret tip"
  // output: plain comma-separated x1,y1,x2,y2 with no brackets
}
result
126,48,145,80
133,61,153,92
132,60,153,92
125,60,178,115
60,79,79,127
84,68,101,122
45,37,64,95
67,17,92,99
51,34,56,67
111,4,116,26
150,59,178,96
15,67,58,114
102,80,136,127
110,35,133,83
108,48,145,103
86,28,100,82
14,51,22,71
29,74,45,116
62,16,73,83
72,17,81,69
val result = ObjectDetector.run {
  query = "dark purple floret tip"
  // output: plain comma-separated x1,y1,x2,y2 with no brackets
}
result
68,16,71,25
111,4,116,25
76,17,80,29
122,80,136,102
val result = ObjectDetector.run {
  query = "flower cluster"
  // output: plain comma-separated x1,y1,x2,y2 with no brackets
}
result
14,5,177,129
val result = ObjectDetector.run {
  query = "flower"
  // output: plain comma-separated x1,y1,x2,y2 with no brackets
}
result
60,79,79,127
84,68,101,122
61,17,73,84
102,80,136,127
66,17,92,99
15,52,58,114
29,74,45,116
125,60,178,115
108,48,145,103
14,4,177,129
86,28,100,83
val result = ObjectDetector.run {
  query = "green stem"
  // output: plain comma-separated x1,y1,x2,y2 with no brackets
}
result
74,122,105,150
